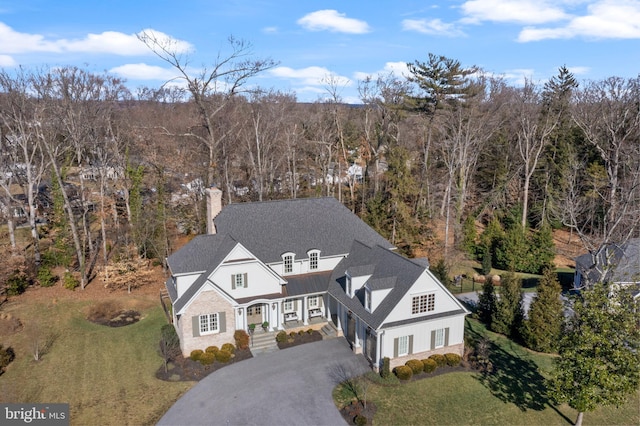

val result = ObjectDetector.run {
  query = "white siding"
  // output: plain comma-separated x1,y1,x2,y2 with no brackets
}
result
268,254,347,275
211,261,282,298
176,274,201,299
383,271,463,324
370,288,392,311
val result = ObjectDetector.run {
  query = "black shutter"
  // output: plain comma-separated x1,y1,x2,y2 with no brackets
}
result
192,316,200,337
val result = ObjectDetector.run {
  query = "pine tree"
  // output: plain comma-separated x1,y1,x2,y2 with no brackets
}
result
461,215,477,257
477,279,497,327
529,223,555,274
522,267,563,352
549,283,640,426
491,271,524,338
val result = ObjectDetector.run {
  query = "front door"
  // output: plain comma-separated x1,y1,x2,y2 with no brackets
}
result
247,304,263,326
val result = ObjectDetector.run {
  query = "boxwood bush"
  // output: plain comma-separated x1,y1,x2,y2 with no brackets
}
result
276,331,288,343
393,365,413,381
221,343,235,354
429,354,446,367
234,330,249,350
405,359,424,375
205,346,219,354
215,349,232,363
445,353,461,366
422,358,437,373
199,352,216,365
190,349,204,361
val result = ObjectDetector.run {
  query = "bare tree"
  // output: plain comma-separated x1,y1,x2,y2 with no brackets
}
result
137,31,278,188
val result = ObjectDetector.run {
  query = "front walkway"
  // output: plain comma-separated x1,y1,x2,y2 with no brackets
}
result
158,338,370,426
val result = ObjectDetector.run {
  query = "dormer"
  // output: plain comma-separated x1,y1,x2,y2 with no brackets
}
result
345,264,374,298
307,249,321,272
282,252,295,275
365,276,395,312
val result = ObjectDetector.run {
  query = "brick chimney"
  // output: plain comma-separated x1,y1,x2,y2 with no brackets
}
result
205,187,222,234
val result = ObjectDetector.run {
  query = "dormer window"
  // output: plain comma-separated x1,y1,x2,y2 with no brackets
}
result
365,288,372,311
346,274,352,297
283,254,294,274
309,251,319,270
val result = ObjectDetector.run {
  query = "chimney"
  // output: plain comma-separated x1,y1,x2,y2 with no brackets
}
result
205,186,223,234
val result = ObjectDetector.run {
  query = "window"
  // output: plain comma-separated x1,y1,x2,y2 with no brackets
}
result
199,313,219,334
308,295,319,308
346,275,352,296
434,328,445,348
247,305,261,316
411,294,435,314
284,255,293,273
365,289,372,311
309,252,319,270
232,273,247,289
398,335,409,356
284,299,294,312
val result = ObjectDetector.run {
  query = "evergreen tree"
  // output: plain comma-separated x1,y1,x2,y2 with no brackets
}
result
478,216,503,266
549,283,640,426
522,267,563,352
461,215,477,257
477,279,497,327
530,223,555,274
491,271,524,338
494,223,530,272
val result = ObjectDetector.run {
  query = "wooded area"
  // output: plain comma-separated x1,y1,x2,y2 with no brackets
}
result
1,47,639,290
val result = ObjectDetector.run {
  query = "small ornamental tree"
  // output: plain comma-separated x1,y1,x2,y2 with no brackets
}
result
522,267,563,352
549,283,640,426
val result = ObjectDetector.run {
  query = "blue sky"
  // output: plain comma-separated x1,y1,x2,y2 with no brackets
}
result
1,0,638,102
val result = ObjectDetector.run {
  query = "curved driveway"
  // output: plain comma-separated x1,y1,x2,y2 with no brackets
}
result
158,338,370,426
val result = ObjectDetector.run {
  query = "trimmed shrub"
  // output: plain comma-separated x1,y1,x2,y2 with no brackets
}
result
298,330,305,336
190,349,204,361
199,352,216,365
393,365,413,381
307,328,314,334
215,349,232,363
289,332,297,338
405,359,424,375
37,266,57,287
422,358,437,373
381,357,391,379
354,414,368,425
276,331,288,343
234,330,249,350
221,343,235,354
445,353,461,366
205,346,219,354
429,354,446,367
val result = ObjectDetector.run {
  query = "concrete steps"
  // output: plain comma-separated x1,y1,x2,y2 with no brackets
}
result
320,323,338,339
249,331,279,356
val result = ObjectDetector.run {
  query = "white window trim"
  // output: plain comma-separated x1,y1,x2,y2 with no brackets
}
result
308,250,320,270
398,335,409,356
308,295,319,308
411,293,435,315
283,299,294,312
283,253,294,274
234,273,246,288
365,288,371,312
199,313,219,335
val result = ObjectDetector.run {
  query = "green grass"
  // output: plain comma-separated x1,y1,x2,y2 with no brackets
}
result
0,298,192,425
337,318,639,426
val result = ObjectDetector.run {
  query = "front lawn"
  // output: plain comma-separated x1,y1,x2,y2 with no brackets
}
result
0,297,192,425
336,318,639,425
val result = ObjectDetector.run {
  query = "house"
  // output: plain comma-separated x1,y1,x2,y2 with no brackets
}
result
575,238,640,300
165,188,469,370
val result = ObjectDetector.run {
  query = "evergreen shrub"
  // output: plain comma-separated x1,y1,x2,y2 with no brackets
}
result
393,365,413,381
444,353,461,366
405,359,424,375
422,358,437,373
190,349,203,361
215,349,232,363
221,343,235,354
429,354,446,367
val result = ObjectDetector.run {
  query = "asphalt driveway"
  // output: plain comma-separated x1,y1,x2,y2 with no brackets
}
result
157,338,370,426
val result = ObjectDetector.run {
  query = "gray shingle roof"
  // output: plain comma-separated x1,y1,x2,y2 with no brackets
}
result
167,234,243,276
328,240,428,329
170,234,241,313
576,238,640,284
284,271,333,296
214,197,393,263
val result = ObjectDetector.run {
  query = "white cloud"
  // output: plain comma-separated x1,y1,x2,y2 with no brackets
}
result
0,22,192,56
567,66,590,75
0,54,16,66
262,26,278,34
460,0,570,24
402,18,466,36
270,66,351,86
501,68,537,85
297,10,371,34
353,62,411,81
518,0,640,41
110,63,179,81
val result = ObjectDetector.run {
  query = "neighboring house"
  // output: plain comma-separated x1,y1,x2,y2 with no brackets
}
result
165,188,469,370
575,238,640,300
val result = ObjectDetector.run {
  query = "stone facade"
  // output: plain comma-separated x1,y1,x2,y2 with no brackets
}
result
180,289,236,356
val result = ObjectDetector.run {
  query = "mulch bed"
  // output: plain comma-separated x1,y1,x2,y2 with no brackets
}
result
276,330,323,349
88,309,142,327
340,401,377,426
156,348,253,381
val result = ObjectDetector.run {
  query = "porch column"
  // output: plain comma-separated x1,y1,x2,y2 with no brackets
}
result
269,302,278,331
303,295,308,325
336,304,342,331
325,297,331,320
353,317,361,352
375,330,383,370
